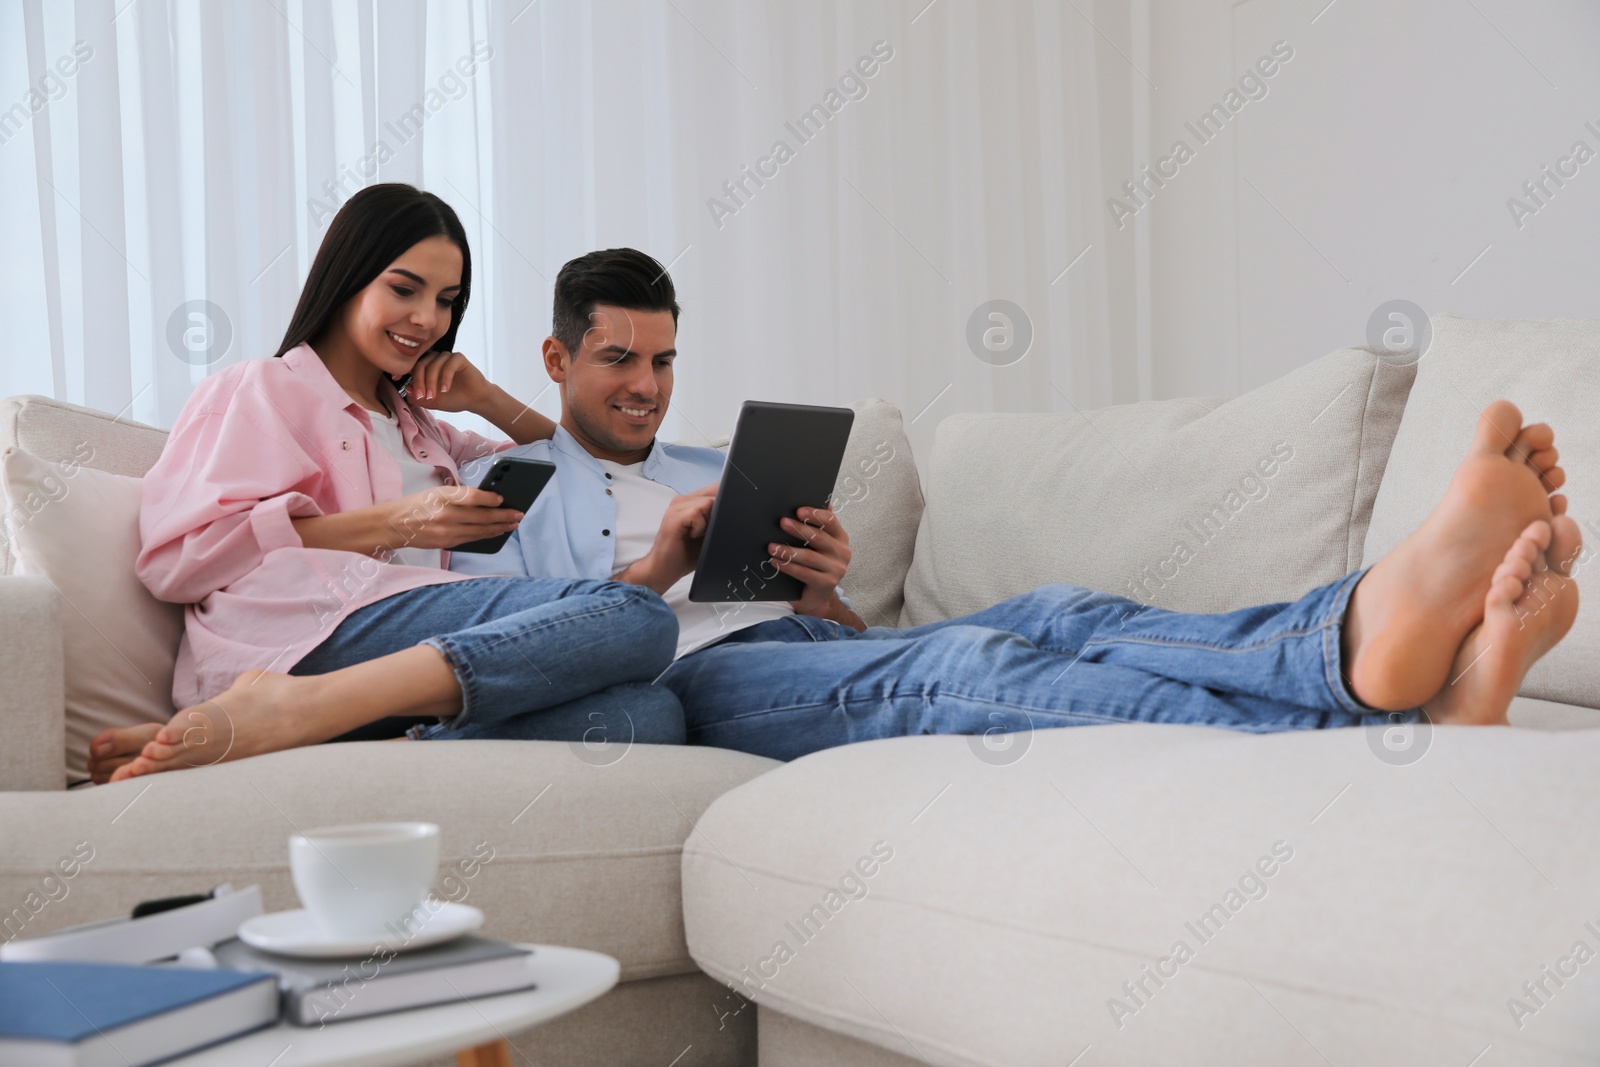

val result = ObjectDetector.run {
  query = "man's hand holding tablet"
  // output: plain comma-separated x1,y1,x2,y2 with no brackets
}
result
614,401,865,629
769,505,855,622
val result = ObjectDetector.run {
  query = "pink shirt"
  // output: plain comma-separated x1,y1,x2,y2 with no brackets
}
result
137,342,515,710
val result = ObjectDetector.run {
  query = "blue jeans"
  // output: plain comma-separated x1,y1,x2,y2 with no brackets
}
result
288,576,685,746
660,569,1417,761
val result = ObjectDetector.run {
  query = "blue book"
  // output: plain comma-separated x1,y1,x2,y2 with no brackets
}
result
0,960,279,1067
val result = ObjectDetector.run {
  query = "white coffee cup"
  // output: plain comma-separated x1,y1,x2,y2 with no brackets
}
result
288,822,440,940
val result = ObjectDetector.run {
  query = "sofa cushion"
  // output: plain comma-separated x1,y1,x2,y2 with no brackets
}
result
0,395,169,576
899,346,1416,625
684,725,1600,1066
1,448,184,785
1362,314,1600,710
1,740,778,982
832,399,924,628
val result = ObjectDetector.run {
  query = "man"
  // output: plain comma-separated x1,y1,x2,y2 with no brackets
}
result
449,247,1582,761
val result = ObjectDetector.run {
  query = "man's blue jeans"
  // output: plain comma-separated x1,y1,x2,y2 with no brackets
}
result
288,576,685,746
660,569,1417,761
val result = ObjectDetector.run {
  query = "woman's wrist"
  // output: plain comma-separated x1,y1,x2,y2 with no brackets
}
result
473,386,525,440
292,505,397,557
473,385,555,446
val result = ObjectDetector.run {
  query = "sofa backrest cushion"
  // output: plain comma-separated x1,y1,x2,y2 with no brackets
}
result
900,346,1417,626
1,448,185,784
1362,314,1600,710
0,395,169,575
831,399,924,628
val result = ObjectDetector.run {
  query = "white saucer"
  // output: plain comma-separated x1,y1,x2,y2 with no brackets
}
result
237,900,484,958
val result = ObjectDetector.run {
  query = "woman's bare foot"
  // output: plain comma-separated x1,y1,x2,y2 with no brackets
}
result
87,722,165,784
1424,520,1580,724
108,670,343,782
1343,400,1560,710
106,645,461,782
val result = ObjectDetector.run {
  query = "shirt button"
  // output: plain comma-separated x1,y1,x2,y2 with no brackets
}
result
605,488,613,496
340,440,350,450
419,450,428,458
602,529,611,537
604,473,612,480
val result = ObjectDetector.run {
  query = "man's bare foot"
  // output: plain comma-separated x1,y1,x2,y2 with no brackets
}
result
87,722,165,784
108,670,341,783
1343,400,1561,710
1424,520,1579,724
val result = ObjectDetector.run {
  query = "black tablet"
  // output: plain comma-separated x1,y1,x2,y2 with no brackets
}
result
688,401,856,603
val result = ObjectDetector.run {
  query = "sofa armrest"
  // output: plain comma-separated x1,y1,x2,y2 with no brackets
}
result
0,575,66,791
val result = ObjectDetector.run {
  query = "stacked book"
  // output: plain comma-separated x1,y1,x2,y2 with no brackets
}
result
0,885,537,1065
211,934,535,1027
0,960,278,1067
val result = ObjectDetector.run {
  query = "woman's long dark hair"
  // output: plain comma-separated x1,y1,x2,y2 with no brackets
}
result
273,183,471,359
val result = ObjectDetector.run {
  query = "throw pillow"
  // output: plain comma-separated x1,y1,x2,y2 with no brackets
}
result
1,448,182,784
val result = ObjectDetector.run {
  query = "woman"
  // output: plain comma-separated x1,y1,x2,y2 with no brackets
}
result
88,184,682,784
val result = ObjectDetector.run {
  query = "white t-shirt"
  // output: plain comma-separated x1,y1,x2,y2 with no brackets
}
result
596,458,793,658
369,405,446,569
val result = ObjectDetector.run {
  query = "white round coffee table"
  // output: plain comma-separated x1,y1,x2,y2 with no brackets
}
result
167,944,618,1067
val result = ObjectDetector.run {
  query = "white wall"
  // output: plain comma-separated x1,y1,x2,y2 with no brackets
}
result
1142,0,1600,402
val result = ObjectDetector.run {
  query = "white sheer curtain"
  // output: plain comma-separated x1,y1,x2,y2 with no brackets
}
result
0,0,1147,456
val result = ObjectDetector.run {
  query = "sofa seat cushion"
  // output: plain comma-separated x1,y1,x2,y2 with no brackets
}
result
1,740,776,981
684,725,1600,1066
900,345,1415,626
1363,314,1600,710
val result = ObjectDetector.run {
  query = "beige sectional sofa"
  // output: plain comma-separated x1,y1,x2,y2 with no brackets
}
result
4,315,1600,1065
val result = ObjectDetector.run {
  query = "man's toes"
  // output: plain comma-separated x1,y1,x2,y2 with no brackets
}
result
1471,400,1524,455
1534,460,1565,493
1492,556,1533,596
1522,519,1553,553
1497,550,1535,585
1550,513,1583,575
1522,445,1557,473
1511,423,1555,462
1489,569,1526,609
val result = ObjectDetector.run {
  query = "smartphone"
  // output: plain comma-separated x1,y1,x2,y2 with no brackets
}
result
450,457,557,554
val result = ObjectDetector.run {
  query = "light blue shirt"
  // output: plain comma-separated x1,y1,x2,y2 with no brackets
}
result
449,426,726,580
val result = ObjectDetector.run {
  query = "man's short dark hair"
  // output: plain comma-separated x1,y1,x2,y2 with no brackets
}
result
551,248,680,356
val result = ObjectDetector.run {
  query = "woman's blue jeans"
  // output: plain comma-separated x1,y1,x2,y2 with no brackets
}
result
288,576,685,746
660,569,1418,761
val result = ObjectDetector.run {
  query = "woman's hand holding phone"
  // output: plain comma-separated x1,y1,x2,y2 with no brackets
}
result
382,485,524,551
